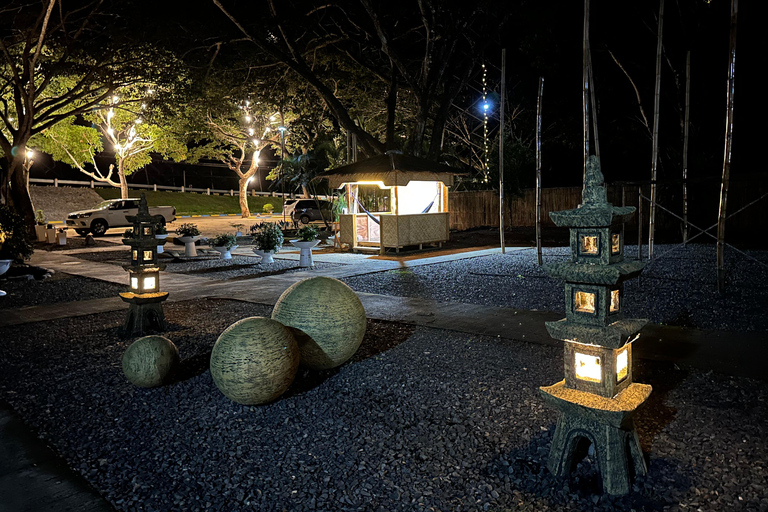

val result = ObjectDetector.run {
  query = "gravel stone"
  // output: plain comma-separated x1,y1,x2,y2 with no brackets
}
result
0,272,123,309
0,299,766,511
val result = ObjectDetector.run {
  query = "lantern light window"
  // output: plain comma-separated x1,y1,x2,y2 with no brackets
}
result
131,276,139,289
574,291,596,314
132,250,137,260
575,352,602,382
143,250,153,261
143,276,156,291
611,233,621,254
616,348,628,381
580,235,598,254
610,289,620,312
143,227,152,236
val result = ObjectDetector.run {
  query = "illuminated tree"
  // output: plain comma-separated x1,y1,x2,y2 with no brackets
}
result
0,0,178,231
31,89,187,199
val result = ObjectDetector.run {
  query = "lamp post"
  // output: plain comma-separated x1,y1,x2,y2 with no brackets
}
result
279,124,287,223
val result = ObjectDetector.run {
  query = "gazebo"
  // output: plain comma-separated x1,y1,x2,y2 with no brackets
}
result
319,152,465,254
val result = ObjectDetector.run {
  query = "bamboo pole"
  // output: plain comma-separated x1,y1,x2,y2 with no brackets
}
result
582,0,591,183
499,49,506,254
683,51,691,244
587,44,600,159
638,186,644,259
717,0,738,293
536,77,544,265
648,0,665,259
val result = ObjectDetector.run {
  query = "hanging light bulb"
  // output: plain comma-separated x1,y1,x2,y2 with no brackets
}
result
245,115,252,123
112,95,119,104
248,128,254,136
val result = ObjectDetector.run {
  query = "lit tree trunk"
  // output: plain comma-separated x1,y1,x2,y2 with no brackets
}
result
117,160,129,199
7,153,36,236
238,177,251,218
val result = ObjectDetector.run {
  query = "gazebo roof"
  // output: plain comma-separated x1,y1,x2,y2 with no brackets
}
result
318,152,467,188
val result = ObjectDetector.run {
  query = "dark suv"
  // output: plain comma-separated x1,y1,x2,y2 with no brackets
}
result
290,199,334,225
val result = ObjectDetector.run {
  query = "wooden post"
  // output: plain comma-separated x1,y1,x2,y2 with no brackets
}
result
717,0,738,293
536,77,544,266
499,48,507,254
683,51,691,245
649,0,665,259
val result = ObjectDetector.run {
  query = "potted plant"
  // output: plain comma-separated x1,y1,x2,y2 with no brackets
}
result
250,222,283,263
0,206,34,296
230,223,245,237
45,223,57,244
262,203,274,215
176,222,201,257
291,226,320,268
154,223,169,253
210,233,238,260
34,209,47,242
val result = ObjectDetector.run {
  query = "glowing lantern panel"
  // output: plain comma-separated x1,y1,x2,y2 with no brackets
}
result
580,235,598,254
616,348,628,381
575,352,602,382
611,233,621,254
610,289,620,312
574,291,595,313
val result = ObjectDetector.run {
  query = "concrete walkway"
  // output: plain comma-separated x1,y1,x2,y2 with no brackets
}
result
2,244,767,511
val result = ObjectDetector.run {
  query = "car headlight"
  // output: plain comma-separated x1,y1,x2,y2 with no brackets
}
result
77,213,92,218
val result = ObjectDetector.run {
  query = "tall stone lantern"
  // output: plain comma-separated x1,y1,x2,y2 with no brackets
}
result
539,156,651,495
120,194,168,336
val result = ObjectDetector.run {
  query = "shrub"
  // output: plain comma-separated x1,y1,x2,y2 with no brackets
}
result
210,233,237,249
251,222,283,252
263,203,275,214
35,209,46,225
296,225,318,242
176,223,200,237
0,206,34,262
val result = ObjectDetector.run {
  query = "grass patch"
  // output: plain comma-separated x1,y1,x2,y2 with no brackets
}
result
95,188,285,216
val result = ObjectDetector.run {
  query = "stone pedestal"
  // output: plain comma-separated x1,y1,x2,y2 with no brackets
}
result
119,291,169,337
540,380,650,495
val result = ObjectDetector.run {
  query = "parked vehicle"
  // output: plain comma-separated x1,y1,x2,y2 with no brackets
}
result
66,199,176,236
289,199,334,225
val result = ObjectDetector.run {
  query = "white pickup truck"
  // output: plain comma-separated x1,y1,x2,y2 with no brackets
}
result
66,198,176,236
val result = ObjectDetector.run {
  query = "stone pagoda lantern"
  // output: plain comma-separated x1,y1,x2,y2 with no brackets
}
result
120,194,168,336
539,156,651,495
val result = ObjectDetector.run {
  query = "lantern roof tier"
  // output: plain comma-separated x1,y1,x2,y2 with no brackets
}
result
543,260,645,285
122,237,163,249
544,318,648,349
540,380,652,428
122,264,165,273
119,291,169,304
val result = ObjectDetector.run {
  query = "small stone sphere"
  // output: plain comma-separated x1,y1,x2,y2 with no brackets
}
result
122,335,179,388
272,276,366,370
209,317,299,405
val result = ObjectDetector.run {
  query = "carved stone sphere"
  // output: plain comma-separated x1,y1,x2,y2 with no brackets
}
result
122,335,179,388
272,277,366,370
210,317,299,405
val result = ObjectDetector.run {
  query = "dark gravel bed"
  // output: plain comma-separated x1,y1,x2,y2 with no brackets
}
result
0,272,124,309
343,244,768,331
0,300,766,511
70,252,344,280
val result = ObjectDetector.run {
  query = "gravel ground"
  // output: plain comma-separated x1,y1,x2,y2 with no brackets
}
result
0,272,124,309
0,299,766,511
343,244,768,331
70,252,345,280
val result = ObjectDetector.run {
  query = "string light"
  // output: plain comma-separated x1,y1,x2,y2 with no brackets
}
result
482,63,489,182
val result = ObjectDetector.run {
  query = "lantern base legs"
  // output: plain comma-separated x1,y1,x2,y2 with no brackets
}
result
540,381,651,495
119,292,169,338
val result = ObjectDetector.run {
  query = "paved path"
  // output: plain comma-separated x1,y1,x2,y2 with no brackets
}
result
2,244,767,511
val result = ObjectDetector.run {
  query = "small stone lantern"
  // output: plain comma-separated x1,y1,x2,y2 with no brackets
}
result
119,194,168,336
539,156,651,495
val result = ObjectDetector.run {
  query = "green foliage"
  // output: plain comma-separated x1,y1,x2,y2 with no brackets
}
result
210,233,238,249
263,203,274,214
35,210,46,225
250,222,283,252
0,206,34,262
296,226,318,242
176,223,200,237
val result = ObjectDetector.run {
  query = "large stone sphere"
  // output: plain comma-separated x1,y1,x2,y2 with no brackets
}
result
272,277,366,370
122,335,179,388
209,317,299,405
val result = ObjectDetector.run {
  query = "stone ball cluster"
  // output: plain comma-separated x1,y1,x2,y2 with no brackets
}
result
121,277,366,406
